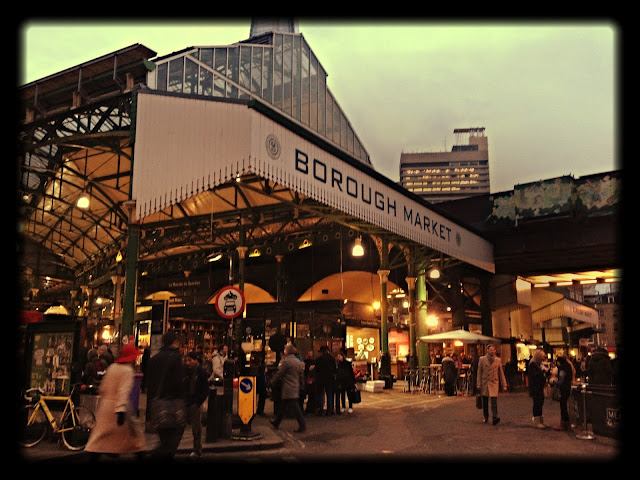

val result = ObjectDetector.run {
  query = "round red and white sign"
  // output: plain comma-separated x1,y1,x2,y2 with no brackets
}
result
214,286,245,319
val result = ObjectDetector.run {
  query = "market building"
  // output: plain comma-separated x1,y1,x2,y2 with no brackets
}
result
18,20,619,397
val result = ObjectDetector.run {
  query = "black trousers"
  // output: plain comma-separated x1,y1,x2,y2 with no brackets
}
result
531,391,544,417
272,398,306,430
335,386,353,412
316,382,334,413
482,396,498,420
559,390,571,422
155,427,184,459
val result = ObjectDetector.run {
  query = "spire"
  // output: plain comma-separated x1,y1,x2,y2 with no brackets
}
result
249,18,299,38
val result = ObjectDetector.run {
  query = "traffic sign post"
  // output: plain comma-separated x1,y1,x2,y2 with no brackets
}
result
214,285,246,358
232,375,261,441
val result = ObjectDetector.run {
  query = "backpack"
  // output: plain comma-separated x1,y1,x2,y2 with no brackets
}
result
93,359,106,378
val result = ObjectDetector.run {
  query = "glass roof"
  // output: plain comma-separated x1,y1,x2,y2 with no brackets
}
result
147,31,371,166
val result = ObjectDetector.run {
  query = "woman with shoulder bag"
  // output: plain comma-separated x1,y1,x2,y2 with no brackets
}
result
335,351,356,414
528,349,548,429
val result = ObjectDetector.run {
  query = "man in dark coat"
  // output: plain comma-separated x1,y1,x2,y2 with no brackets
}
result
587,347,612,385
441,354,457,396
314,346,337,415
146,331,185,460
553,356,576,431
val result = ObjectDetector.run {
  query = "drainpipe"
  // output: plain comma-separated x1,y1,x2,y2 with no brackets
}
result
121,201,139,338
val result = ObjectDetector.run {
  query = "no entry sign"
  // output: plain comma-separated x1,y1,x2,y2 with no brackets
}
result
214,286,245,319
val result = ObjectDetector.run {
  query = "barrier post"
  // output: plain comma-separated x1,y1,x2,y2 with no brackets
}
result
576,383,595,440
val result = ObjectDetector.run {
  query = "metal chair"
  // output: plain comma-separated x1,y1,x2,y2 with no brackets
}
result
419,368,430,393
403,368,419,393
457,368,470,395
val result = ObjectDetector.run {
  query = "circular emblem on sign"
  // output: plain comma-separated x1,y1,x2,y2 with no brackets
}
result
456,232,462,247
240,377,253,394
214,286,245,319
265,134,281,160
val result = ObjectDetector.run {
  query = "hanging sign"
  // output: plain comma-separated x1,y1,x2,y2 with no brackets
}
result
213,286,245,319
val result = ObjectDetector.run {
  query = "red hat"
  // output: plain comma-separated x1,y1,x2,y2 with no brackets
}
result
116,344,143,363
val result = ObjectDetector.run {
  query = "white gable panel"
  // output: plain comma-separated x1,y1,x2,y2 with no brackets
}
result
132,93,252,219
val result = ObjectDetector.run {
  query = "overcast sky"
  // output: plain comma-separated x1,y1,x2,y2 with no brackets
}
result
18,19,618,193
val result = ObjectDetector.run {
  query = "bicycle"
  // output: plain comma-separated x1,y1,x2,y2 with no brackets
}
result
19,383,96,451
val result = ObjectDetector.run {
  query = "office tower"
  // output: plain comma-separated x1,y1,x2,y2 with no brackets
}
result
400,127,490,203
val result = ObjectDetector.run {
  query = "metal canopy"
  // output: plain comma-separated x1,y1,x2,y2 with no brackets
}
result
18,93,467,308
18,42,495,312
18,45,157,302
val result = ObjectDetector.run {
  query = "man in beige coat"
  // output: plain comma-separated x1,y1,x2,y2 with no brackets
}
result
476,344,507,425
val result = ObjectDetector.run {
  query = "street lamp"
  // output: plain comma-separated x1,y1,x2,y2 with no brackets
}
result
76,194,90,209
207,252,223,263
352,236,364,257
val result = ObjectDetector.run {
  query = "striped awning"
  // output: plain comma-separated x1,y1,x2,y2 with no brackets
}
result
531,288,599,325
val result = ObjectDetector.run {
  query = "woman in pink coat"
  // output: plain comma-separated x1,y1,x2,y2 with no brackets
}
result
84,344,146,461
476,344,508,425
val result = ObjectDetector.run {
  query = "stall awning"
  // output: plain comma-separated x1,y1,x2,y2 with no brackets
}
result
419,329,500,344
531,288,599,326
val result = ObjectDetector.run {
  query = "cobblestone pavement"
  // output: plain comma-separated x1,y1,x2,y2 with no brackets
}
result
18,385,623,464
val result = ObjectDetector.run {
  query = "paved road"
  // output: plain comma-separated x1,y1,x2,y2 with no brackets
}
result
18,386,622,465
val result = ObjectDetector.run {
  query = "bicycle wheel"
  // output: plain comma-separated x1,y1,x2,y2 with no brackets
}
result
19,404,47,447
61,406,96,450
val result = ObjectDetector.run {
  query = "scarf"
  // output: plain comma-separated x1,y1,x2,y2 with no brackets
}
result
487,354,495,365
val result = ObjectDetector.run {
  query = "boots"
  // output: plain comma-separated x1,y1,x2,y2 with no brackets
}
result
554,421,570,431
532,416,546,429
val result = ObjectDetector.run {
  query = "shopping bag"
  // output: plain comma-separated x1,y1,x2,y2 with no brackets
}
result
349,388,361,404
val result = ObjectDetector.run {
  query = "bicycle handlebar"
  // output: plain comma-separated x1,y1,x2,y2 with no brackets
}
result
23,382,86,399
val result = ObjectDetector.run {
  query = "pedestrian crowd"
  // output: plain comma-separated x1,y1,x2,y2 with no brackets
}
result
74,333,618,462
79,333,363,461
524,344,616,431
267,343,359,432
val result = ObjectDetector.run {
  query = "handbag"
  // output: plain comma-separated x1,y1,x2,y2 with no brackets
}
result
476,394,482,409
151,397,187,429
348,387,361,404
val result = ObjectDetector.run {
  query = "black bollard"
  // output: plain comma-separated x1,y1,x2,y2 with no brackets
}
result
206,386,219,442
220,378,233,438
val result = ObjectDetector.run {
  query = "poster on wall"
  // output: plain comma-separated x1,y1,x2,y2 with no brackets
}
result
346,327,380,364
30,331,74,395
